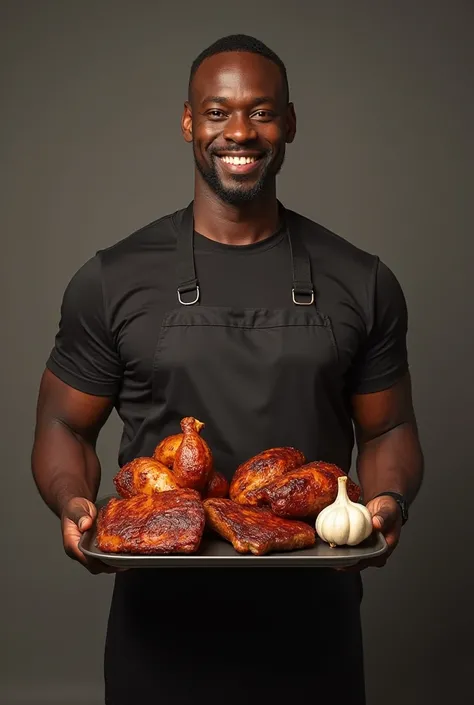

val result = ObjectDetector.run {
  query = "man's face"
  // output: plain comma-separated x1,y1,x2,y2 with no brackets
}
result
182,51,296,205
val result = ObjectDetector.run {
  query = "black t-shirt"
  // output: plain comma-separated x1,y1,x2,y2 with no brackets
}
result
46,205,408,466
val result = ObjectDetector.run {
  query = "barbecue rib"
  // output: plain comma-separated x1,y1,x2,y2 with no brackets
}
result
256,461,361,518
203,470,229,499
96,489,205,554
171,417,213,491
230,447,306,506
203,498,316,556
113,457,179,498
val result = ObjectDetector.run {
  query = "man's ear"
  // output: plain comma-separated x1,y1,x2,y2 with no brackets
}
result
182,102,193,143
285,102,296,144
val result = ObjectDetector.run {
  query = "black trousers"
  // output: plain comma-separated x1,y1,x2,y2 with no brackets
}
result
104,568,366,705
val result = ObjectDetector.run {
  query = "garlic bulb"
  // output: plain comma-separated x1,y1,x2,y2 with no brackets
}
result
315,476,373,547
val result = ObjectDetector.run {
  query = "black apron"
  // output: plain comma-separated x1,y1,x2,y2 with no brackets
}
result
104,203,366,705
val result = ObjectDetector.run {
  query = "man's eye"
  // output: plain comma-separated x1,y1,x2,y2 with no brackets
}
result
252,111,274,121
208,110,226,119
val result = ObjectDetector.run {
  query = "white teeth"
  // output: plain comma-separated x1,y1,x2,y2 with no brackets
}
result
220,156,257,165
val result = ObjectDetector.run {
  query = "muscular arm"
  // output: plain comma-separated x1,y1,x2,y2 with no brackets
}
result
32,369,114,518
352,372,424,507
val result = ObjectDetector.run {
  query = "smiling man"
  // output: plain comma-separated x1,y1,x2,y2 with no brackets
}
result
187,48,292,209
32,35,423,705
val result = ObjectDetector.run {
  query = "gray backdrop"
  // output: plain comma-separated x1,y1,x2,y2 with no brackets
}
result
2,1,473,704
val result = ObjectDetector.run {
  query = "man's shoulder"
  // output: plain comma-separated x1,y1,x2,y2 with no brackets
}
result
97,207,183,264
287,207,378,270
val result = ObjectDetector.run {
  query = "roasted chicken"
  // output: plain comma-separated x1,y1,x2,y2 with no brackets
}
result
230,447,306,506
105,424,356,557
203,470,229,499
255,461,361,518
153,428,226,498
113,457,179,498
204,498,316,556
172,417,213,491
153,433,183,468
96,489,205,554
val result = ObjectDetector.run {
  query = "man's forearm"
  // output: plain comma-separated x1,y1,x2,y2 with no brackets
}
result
31,419,101,517
356,421,424,506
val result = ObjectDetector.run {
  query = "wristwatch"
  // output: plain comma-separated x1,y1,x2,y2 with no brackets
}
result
372,491,409,525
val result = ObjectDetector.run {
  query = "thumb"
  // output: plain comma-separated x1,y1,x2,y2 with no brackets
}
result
370,499,398,533
66,498,97,532
372,512,387,532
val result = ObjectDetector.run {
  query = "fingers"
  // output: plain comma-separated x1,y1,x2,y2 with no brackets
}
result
63,524,124,574
62,497,124,574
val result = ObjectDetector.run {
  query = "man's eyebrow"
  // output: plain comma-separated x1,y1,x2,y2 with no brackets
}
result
200,95,276,107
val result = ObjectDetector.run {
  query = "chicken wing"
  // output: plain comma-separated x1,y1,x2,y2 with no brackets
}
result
229,447,306,506
96,489,205,554
113,457,179,498
256,461,361,518
173,417,213,491
203,498,315,556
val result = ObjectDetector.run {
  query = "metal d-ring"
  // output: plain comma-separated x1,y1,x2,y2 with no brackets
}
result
292,288,314,306
177,285,200,305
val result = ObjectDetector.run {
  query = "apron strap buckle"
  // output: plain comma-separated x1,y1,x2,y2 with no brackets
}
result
178,280,200,305
292,282,314,306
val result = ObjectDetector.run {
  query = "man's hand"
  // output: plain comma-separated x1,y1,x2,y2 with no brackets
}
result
337,494,403,572
61,497,123,574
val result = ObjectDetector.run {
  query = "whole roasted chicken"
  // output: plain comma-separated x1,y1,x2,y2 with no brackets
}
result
229,447,306,506
255,461,361,518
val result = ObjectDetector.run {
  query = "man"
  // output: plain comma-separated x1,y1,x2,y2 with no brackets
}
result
32,34,423,704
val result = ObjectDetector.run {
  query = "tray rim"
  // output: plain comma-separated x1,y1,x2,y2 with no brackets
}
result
79,494,388,568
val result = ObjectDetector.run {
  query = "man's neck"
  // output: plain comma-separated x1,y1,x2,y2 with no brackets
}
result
192,184,280,246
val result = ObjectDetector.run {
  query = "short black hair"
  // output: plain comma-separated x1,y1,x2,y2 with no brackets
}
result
188,34,289,102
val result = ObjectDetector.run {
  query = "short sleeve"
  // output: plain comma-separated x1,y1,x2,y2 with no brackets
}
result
349,259,409,395
46,255,122,397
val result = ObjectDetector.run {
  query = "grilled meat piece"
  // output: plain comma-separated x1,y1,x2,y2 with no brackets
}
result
113,457,179,498
153,429,226,498
203,470,229,499
256,461,361,518
96,489,205,554
173,417,213,491
229,447,306,506
203,498,315,556
153,433,183,468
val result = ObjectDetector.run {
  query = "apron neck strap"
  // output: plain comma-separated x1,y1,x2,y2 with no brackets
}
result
176,202,199,305
175,200,314,307
282,205,315,306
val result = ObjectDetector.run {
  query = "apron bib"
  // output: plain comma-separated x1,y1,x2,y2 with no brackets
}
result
104,202,366,705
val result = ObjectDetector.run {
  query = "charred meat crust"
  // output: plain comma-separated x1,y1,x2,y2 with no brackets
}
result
96,489,205,554
203,498,315,556
230,447,306,505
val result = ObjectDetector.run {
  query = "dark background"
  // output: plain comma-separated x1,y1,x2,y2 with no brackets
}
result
2,1,473,703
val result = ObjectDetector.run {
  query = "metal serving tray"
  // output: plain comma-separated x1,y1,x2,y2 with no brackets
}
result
79,495,387,568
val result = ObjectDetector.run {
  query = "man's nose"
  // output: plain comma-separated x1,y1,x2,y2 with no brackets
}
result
223,113,257,143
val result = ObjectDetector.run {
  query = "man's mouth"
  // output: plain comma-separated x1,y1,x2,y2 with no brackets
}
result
215,153,264,174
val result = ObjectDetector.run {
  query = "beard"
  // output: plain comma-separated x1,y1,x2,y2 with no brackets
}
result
194,145,285,205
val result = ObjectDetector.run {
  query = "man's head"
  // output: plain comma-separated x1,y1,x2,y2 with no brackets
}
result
182,34,296,205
